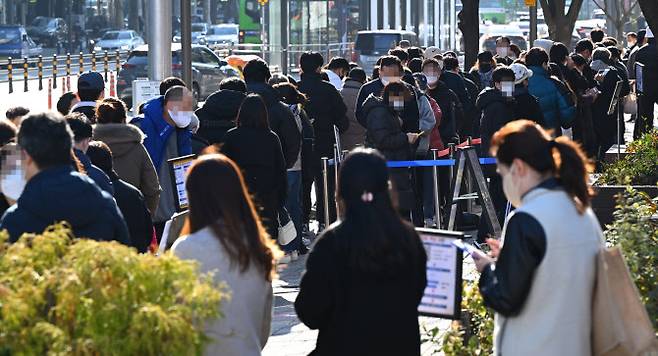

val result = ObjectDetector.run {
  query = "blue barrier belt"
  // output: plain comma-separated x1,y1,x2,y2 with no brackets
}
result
327,158,497,168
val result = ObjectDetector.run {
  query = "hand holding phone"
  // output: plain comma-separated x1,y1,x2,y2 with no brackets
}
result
453,240,494,272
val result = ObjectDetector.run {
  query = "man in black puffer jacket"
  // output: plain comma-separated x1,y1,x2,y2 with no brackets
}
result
243,59,301,169
195,77,247,145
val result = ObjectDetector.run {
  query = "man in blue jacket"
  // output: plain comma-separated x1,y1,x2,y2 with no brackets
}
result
132,85,193,234
0,112,130,244
525,47,576,135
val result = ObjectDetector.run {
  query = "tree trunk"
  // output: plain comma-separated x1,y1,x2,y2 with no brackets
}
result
129,0,139,32
459,0,480,71
540,0,585,46
638,0,658,37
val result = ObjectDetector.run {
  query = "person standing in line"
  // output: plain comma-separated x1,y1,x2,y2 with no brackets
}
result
509,63,545,126
295,148,427,356
494,36,514,66
66,113,114,195
634,27,658,138
172,153,281,356
340,67,368,151
195,77,247,145
221,94,287,242
71,72,105,122
473,120,601,356
324,57,350,91
0,120,17,216
5,106,29,127
469,51,497,89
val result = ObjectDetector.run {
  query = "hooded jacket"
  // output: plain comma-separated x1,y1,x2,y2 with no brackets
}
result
513,85,545,127
246,82,301,168
363,94,411,161
527,66,576,133
427,80,462,145
195,89,246,144
477,88,516,156
93,123,161,214
0,166,130,245
340,79,367,151
132,96,193,171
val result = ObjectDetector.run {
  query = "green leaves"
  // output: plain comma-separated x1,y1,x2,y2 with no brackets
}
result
0,223,225,355
599,130,658,186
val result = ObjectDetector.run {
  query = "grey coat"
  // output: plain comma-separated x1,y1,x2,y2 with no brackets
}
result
339,79,367,151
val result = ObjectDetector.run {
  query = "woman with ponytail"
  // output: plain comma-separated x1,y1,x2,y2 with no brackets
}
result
473,120,603,356
295,148,427,355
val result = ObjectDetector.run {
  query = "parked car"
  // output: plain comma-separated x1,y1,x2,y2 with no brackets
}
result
205,24,240,46
480,24,528,53
117,44,240,108
27,17,67,47
353,30,419,75
94,30,145,52
0,25,43,58
173,23,210,45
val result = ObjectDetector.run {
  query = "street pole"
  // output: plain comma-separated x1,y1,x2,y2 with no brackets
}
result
529,2,537,47
181,0,193,90
281,0,288,75
147,0,172,81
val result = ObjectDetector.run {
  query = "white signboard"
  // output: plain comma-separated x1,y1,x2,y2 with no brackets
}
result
132,79,161,116
168,155,196,212
417,228,463,319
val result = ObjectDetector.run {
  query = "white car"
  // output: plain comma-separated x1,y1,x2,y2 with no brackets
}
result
94,30,145,52
205,24,240,46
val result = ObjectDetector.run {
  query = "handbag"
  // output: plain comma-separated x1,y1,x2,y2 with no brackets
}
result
623,93,638,115
277,208,297,246
591,246,658,356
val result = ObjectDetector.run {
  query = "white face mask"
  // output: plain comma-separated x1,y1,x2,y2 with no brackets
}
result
391,99,405,111
424,74,438,85
497,47,509,58
380,76,401,86
501,163,522,208
500,81,515,97
168,110,193,128
1,166,26,202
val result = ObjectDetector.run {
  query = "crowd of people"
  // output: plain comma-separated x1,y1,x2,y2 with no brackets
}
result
0,24,655,355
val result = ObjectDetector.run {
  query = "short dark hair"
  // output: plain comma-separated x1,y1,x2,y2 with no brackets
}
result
407,47,423,60
379,55,403,72
65,112,93,142
78,88,103,102
18,112,73,169
0,119,17,146
160,77,186,96
607,46,621,60
492,66,515,83
347,67,367,83
575,39,594,54
592,47,611,63
56,92,77,116
570,54,587,67
86,141,113,175
327,57,350,72
549,42,569,64
219,77,247,92
236,94,269,130
525,47,549,67
388,49,409,63
273,82,307,106
6,106,29,120
243,58,272,83
300,51,324,74
496,36,511,46
509,44,522,57
268,73,289,86
478,51,494,62
96,97,127,124
627,32,637,39
590,29,605,43
408,58,423,73
163,85,188,105
443,56,460,71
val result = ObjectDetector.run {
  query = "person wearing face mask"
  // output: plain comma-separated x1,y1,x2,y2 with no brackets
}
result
567,54,598,158
494,37,514,66
362,82,419,219
0,112,130,245
473,120,601,356
589,48,623,165
441,56,476,139
324,56,350,90
509,63,545,127
469,51,497,90
423,58,461,146
132,85,194,235
575,39,596,87
525,47,576,135
0,119,17,216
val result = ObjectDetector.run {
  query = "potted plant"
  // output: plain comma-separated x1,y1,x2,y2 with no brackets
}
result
0,223,225,355
593,130,658,227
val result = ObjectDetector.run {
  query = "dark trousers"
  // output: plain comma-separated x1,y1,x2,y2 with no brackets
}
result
635,93,657,139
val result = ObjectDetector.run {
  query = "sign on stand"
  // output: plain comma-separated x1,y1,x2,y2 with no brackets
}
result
168,154,196,212
417,228,464,320
131,79,161,116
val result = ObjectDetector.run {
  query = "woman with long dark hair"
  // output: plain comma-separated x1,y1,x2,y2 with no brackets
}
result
221,94,287,241
172,152,281,355
295,148,427,355
473,120,602,356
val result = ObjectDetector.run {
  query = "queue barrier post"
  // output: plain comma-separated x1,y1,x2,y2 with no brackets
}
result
431,149,442,229
115,50,121,73
79,52,84,73
23,57,28,92
62,77,66,95
37,55,43,90
52,54,57,89
321,157,330,230
448,143,455,189
333,144,340,218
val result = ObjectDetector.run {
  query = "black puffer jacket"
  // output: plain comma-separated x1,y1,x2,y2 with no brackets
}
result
363,94,411,161
247,82,301,169
513,85,545,126
477,88,516,156
426,81,462,145
195,89,246,144
298,73,349,158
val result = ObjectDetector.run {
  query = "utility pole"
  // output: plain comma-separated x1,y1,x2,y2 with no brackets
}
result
147,0,172,81
181,0,193,89
528,0,537,47
281,0,288,75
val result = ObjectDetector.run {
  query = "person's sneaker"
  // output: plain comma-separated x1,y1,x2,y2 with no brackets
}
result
291,251,299,261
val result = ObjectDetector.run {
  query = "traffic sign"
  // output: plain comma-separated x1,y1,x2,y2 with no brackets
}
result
525,0,536,6
258,0,268,5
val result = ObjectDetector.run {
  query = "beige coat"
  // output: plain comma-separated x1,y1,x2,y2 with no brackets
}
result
93,123,161,213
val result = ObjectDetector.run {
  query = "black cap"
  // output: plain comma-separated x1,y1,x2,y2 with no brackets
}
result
78,71,105,92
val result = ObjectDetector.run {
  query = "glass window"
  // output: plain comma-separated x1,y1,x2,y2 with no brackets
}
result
355,33,400,52
200,49,219,65
0,28,22,45
118,32,131,40
210,27,238,35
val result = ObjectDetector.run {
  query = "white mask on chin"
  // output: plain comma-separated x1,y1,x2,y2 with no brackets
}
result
1,166,26,202
168,110,193,128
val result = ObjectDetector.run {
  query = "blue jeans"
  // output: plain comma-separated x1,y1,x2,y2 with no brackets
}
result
284,170,302,252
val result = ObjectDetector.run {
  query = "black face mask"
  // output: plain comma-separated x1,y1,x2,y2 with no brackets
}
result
480,63,492,72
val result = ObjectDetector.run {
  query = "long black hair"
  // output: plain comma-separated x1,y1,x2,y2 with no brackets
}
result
334,148,424,275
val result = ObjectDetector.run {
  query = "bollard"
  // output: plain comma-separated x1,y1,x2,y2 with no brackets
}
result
431,149,442,229
52,54,57,89
66,53,71,77
23,57,28,92
321,157,330,229
79,52,84,73
47,78,52,110
66,75,71,91
91,51,96,72
103,51,109,82
109,72,116,97
115,50,120,73
333,144,340,218
7,57,13,94
62,77,66,95
38,55,43,90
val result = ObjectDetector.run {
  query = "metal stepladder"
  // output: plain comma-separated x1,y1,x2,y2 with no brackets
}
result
447,146,502,239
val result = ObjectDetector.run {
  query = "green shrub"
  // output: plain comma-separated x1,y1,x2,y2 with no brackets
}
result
604,188,658,328
0,223,225,355
599,130,658,185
